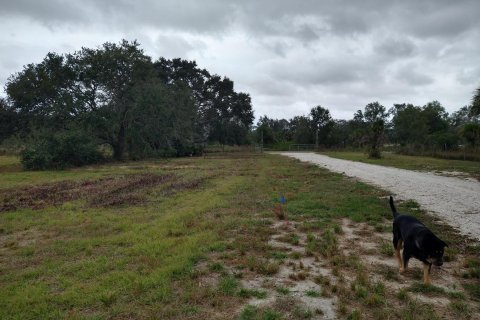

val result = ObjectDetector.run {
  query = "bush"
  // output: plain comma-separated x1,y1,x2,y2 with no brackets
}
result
126,136,204,159
368,147,382,159
21,131,103,170
0,134,25,155
173,143,204,157
270,141,294,151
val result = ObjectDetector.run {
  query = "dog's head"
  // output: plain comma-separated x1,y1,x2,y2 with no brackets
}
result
423,234,447,266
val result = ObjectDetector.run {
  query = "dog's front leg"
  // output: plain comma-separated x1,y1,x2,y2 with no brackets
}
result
423,263,432,284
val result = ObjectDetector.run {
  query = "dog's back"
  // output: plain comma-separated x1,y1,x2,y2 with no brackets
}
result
390,196,436,240
390,196,425,240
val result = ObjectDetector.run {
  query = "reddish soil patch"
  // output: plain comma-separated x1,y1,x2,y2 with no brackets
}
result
0,173,175,212
88,173,175,207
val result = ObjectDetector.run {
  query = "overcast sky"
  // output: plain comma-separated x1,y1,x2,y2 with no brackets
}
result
1,0,479,121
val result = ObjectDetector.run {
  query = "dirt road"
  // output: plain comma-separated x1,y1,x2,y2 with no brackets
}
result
278,152,480,241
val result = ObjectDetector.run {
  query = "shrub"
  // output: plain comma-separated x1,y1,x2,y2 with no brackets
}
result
173,143,204,157
368,148,382,159
127,141,204,159
21,131,103,170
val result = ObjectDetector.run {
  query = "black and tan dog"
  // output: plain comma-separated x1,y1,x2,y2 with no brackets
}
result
390,196,447,284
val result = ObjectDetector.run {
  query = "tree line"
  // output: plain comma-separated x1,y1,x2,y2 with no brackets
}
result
1,39,479,168
0,40,254,169
255,94,480,159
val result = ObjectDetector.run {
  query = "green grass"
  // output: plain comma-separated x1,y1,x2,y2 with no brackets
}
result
208,262,226,273
239,305,283,320
0,156,249,319
0,159,156,189
347,309,362,320
219,276,240,295
1,153,479,319
464,283,480,300
396,300,440,320
238,288,268,299
407,283,466,301
0,155,20,167
379,240,394,256
321,151,480,178
276,287,290,295
0,155,22,174
305,290,321,297
449,301,472,317
270,252,288,260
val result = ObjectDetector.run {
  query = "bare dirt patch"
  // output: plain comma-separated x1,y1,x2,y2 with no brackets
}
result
0,179,85,212
87,173,175,207
203,213,480,319
216,219,337,319
0,173,178,211
335,218,480,318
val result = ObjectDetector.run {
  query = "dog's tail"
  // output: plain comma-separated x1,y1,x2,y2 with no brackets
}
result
389,196,399,218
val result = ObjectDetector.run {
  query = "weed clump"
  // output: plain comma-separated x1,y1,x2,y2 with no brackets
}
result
246,257,279,275
449,301,471,317
318,229,338,257
463,283,480,300
218,275,239,295
305,290,321,297
379,240,394,256
238,288,267,299
239,305,283,320
463,258,480,279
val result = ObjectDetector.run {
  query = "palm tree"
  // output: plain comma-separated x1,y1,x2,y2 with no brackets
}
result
471,87,480,117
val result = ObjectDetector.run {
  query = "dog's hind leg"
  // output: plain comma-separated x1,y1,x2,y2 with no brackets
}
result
394,238,403,271
423,263,432,284
401,249,410,274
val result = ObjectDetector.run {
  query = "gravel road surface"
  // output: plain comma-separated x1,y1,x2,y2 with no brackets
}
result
278,152,480,241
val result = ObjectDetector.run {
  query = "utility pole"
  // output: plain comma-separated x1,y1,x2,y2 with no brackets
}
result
261,130,264,153
315,127,319,151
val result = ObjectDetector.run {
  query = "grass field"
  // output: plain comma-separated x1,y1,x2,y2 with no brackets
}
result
321,151,480,179
1,154,479,319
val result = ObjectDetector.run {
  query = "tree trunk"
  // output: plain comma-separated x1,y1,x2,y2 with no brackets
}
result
113,122,126,160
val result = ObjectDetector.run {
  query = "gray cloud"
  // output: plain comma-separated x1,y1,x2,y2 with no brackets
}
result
266,55,384,88
1,0,479,120
401,2,479,39
394,63,434,86
0,0,236,34
3,0,480,39
0,0,87,25
375,37,416,58
152,34,206,59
